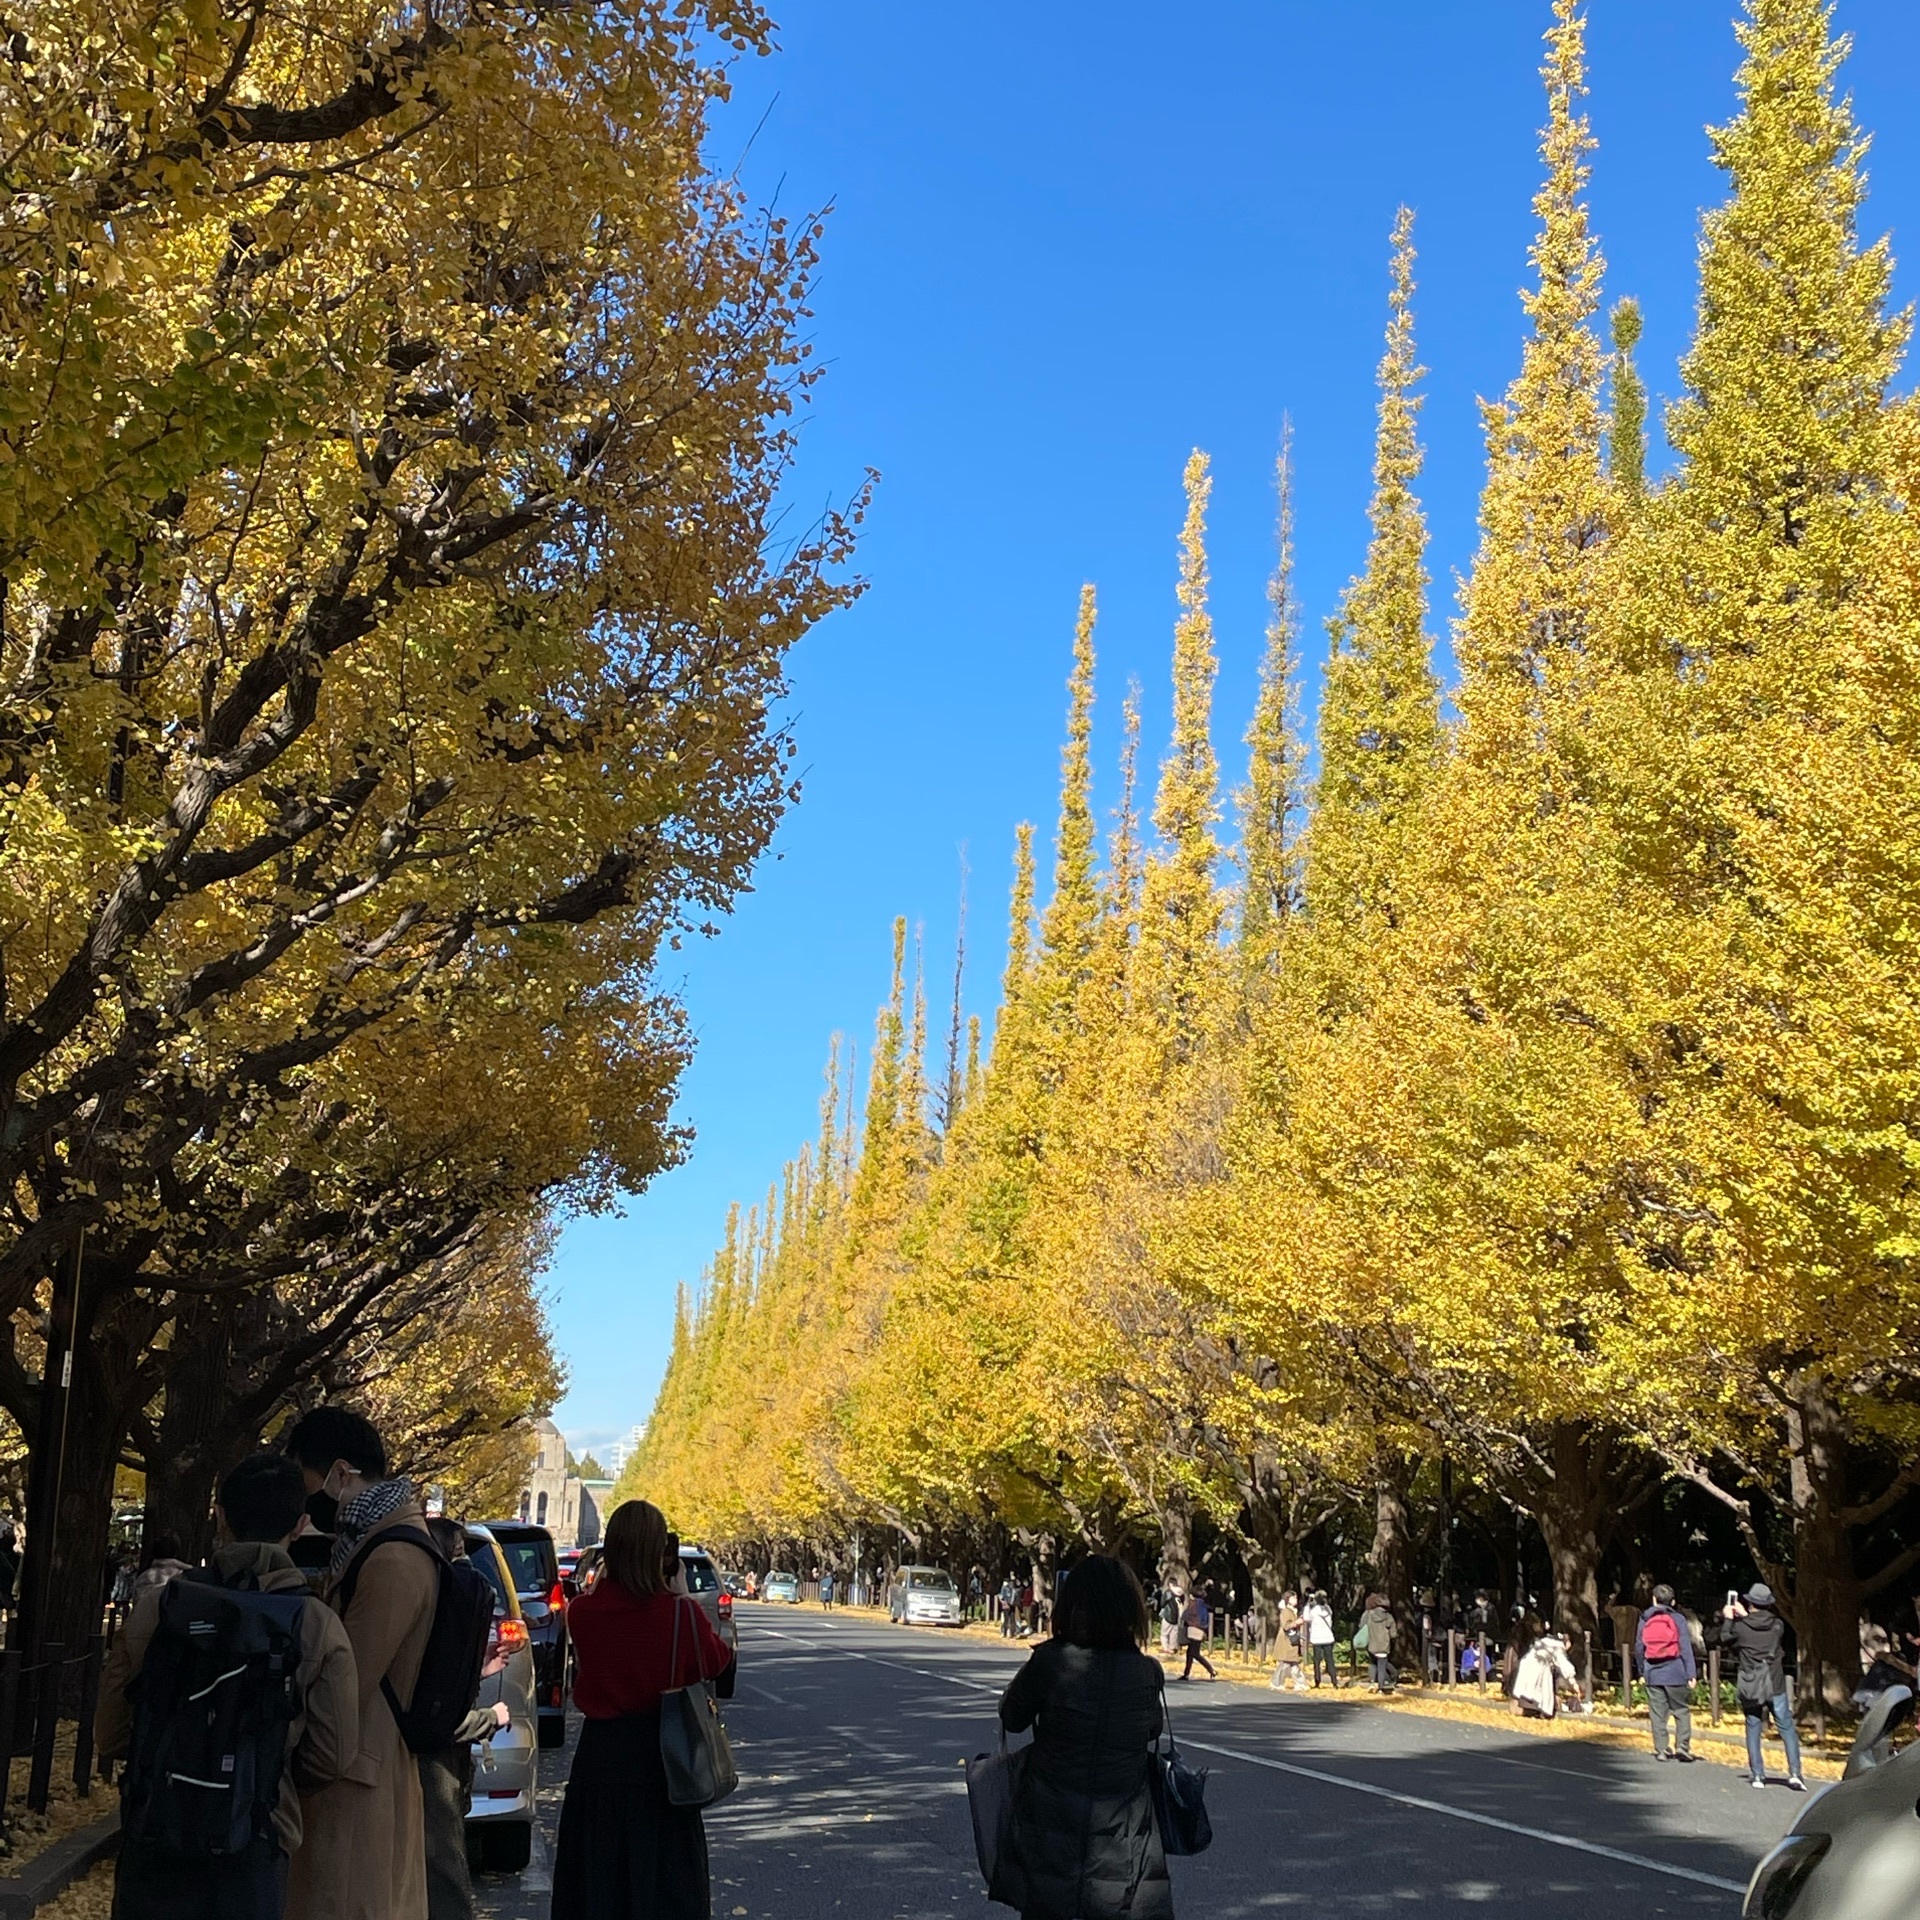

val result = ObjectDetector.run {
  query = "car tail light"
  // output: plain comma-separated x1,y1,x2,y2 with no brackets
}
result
547,1580,567,1616
718,1592,732,1619
497,1617,530,1655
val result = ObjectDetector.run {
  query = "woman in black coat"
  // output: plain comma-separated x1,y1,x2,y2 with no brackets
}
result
998,1556,1173,1920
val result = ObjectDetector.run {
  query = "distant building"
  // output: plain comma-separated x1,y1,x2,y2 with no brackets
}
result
578,1479,614,1546
604,1422,647,1479
516,1417,585,1544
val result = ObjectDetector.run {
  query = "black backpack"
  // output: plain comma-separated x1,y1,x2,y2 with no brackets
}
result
121,1570,307,1858
334,1527,494,1753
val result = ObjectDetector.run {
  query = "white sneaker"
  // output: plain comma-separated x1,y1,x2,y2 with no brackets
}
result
1751,1776,1768,1789
1787,1776,1806,1792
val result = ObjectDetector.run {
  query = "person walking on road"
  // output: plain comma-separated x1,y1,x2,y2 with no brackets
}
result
820,1568,835,1610
1306,1591,1339,1689
1001,1575,1020,1638
1271,1591,1305,1692
100,1452,359,1920
1177,1589,1216,1681
1636,1584,1698,1763
1359,1593,1397,1693
553,1499,738,1919
996,1555,1173,1920
1711,1584,1806,1791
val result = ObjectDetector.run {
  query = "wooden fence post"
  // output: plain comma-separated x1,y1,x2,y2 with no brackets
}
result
1447,1627,1457,1689
1709,1648,1721,1727
1476,1632,1487,1694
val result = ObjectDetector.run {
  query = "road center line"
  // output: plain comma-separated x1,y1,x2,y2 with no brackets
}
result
751,1624,1750,1897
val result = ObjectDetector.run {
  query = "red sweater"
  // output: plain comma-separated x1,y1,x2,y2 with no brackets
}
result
569,1582,734,1719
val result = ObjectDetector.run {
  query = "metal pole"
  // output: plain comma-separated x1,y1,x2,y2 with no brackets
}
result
72,1635,103,1796
27,1648,60,1813
0,1647,21,1809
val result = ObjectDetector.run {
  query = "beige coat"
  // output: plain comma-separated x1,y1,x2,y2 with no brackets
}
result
96,1541,359,1855
287,1501,438,1920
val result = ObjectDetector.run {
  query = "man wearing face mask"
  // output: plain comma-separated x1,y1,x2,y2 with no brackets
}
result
284,1407,438,1920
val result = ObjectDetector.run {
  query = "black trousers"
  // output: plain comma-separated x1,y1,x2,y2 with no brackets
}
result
1181,1638,1216,1679
113,1834,287,1920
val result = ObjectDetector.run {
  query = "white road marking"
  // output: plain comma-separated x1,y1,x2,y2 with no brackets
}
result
761,1623,1751,1897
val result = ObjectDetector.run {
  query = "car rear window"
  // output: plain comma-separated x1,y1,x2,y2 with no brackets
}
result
681,1556,719,1593
909,1571,954,1591
465,1539,512,1614
492,1536,557,1595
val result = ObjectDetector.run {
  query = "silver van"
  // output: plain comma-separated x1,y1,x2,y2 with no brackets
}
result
462,1523,539,1873
888,1566,963,1627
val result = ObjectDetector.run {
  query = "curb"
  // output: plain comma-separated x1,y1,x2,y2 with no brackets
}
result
0,1810,119,1919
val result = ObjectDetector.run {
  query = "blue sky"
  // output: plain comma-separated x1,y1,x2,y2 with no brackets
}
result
552,0,1920,1461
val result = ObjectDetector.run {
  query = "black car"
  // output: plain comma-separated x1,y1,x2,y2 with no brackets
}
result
481,1521,571,1749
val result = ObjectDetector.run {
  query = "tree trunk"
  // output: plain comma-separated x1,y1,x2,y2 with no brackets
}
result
1367,1447,1417,1639
1158,1493,1192,1594
1531,1422,1609,1643
1240,1483,1293,1633
142,1294,240,1563
1784,1373,1862,1713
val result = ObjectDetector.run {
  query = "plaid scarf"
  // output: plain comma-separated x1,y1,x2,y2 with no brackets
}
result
330,1475,418,1579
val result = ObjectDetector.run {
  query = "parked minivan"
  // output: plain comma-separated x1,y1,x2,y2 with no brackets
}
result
462,1524,538,1872
481,1520,571,1749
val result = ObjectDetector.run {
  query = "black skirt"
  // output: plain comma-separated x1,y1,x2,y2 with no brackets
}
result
551,1711,710,1920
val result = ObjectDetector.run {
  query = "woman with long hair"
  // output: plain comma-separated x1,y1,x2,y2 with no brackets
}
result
552,1500,736,1919
997,1555,1173,1920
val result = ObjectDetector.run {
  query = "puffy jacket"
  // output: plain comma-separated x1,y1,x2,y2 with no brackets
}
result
1360,1605,1396,1658
1635,1605,1698,1687
999,1640,1171,1920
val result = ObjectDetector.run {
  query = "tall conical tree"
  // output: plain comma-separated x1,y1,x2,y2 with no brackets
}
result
1604,0,1915,1701
1608,297,1648,501
1037,586,1102,984
1457,0,1610,690
1239,420,1307,962
1308,208,1440,930
1136,451,1224,1051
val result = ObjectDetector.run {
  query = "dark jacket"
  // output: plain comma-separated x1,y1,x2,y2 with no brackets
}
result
1711,1606,1788,1702
1360,1605,1395,1659
999,1640,1171,1920
1634,1605,1698,1687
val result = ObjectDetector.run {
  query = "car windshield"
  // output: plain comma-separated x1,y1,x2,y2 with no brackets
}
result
908,1571,953,1591
495,1537,556,1596
681,1556,719,1593
465,1540,512,1615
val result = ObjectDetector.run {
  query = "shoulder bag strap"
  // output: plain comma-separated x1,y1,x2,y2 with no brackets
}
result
1157,1669,1180,1757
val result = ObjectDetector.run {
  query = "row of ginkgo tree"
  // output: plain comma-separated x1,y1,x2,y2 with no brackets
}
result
631,0,1920,1704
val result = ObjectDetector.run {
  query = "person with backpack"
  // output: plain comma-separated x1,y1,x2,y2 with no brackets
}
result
98,1452,359,1920
420,1519,512,1920
1358,1593,1397,1693
1710,1584,1807,1791
284,1408,442,1920
1635,1584,1698,1763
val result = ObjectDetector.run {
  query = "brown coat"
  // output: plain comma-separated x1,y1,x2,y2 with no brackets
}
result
96,1541,359,1855
287,1500,438,1920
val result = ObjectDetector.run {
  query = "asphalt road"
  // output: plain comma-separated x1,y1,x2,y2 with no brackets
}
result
475,1604,1807,1919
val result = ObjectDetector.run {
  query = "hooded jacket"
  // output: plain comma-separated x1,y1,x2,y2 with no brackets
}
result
1634,1605,1698,1687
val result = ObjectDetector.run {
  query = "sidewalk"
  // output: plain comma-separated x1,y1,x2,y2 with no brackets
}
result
852,1606,1853,1784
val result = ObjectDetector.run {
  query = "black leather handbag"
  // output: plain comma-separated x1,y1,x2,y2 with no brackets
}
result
659,1596,739,1808
1150,1678,1212,1855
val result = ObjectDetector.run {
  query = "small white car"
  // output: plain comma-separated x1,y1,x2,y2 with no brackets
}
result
888,1566,963,1627
1742,1686,1920,1920
762,1570,802,1603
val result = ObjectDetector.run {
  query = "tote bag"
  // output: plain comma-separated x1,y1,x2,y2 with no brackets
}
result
965,1731,1027,1902
1150,1677,1213,1856
660,1596,739,1809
